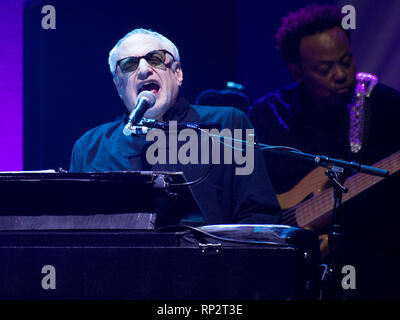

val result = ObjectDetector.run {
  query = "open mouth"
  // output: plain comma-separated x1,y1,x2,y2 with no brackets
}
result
137,80,161,95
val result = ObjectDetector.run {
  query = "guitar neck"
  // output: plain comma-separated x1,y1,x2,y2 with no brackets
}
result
287,151,400,228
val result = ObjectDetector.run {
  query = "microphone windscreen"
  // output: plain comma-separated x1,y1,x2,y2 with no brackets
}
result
138,90,156,107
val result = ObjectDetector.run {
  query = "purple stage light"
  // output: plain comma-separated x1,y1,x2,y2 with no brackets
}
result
0,0,23,170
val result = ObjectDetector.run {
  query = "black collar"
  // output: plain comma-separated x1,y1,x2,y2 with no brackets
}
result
162,96,191,122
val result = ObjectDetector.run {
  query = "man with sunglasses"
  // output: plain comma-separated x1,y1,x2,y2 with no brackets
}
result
69,28,281,227
110,32,183,124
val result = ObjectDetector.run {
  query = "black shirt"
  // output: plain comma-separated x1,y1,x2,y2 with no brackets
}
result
70,97,281,225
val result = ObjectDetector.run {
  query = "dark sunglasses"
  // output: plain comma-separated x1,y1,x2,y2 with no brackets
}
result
116,49,174,73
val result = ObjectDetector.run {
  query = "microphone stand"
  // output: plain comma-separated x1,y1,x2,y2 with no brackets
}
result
122,119,200,136
324,165,347,300
255,142,389,300
122,121,388,299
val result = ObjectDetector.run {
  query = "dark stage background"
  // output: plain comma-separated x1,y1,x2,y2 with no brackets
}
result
23,0,400,170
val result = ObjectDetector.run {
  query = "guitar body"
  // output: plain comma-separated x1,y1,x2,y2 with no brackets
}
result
277,166,332,257
277,166,330,210
277,151,400,257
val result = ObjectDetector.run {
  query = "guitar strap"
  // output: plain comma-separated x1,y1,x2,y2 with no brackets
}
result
348,72,378,156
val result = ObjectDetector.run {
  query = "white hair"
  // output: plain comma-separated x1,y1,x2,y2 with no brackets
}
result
108,28,180,77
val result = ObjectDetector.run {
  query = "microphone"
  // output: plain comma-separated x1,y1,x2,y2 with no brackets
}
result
123,91,156,136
